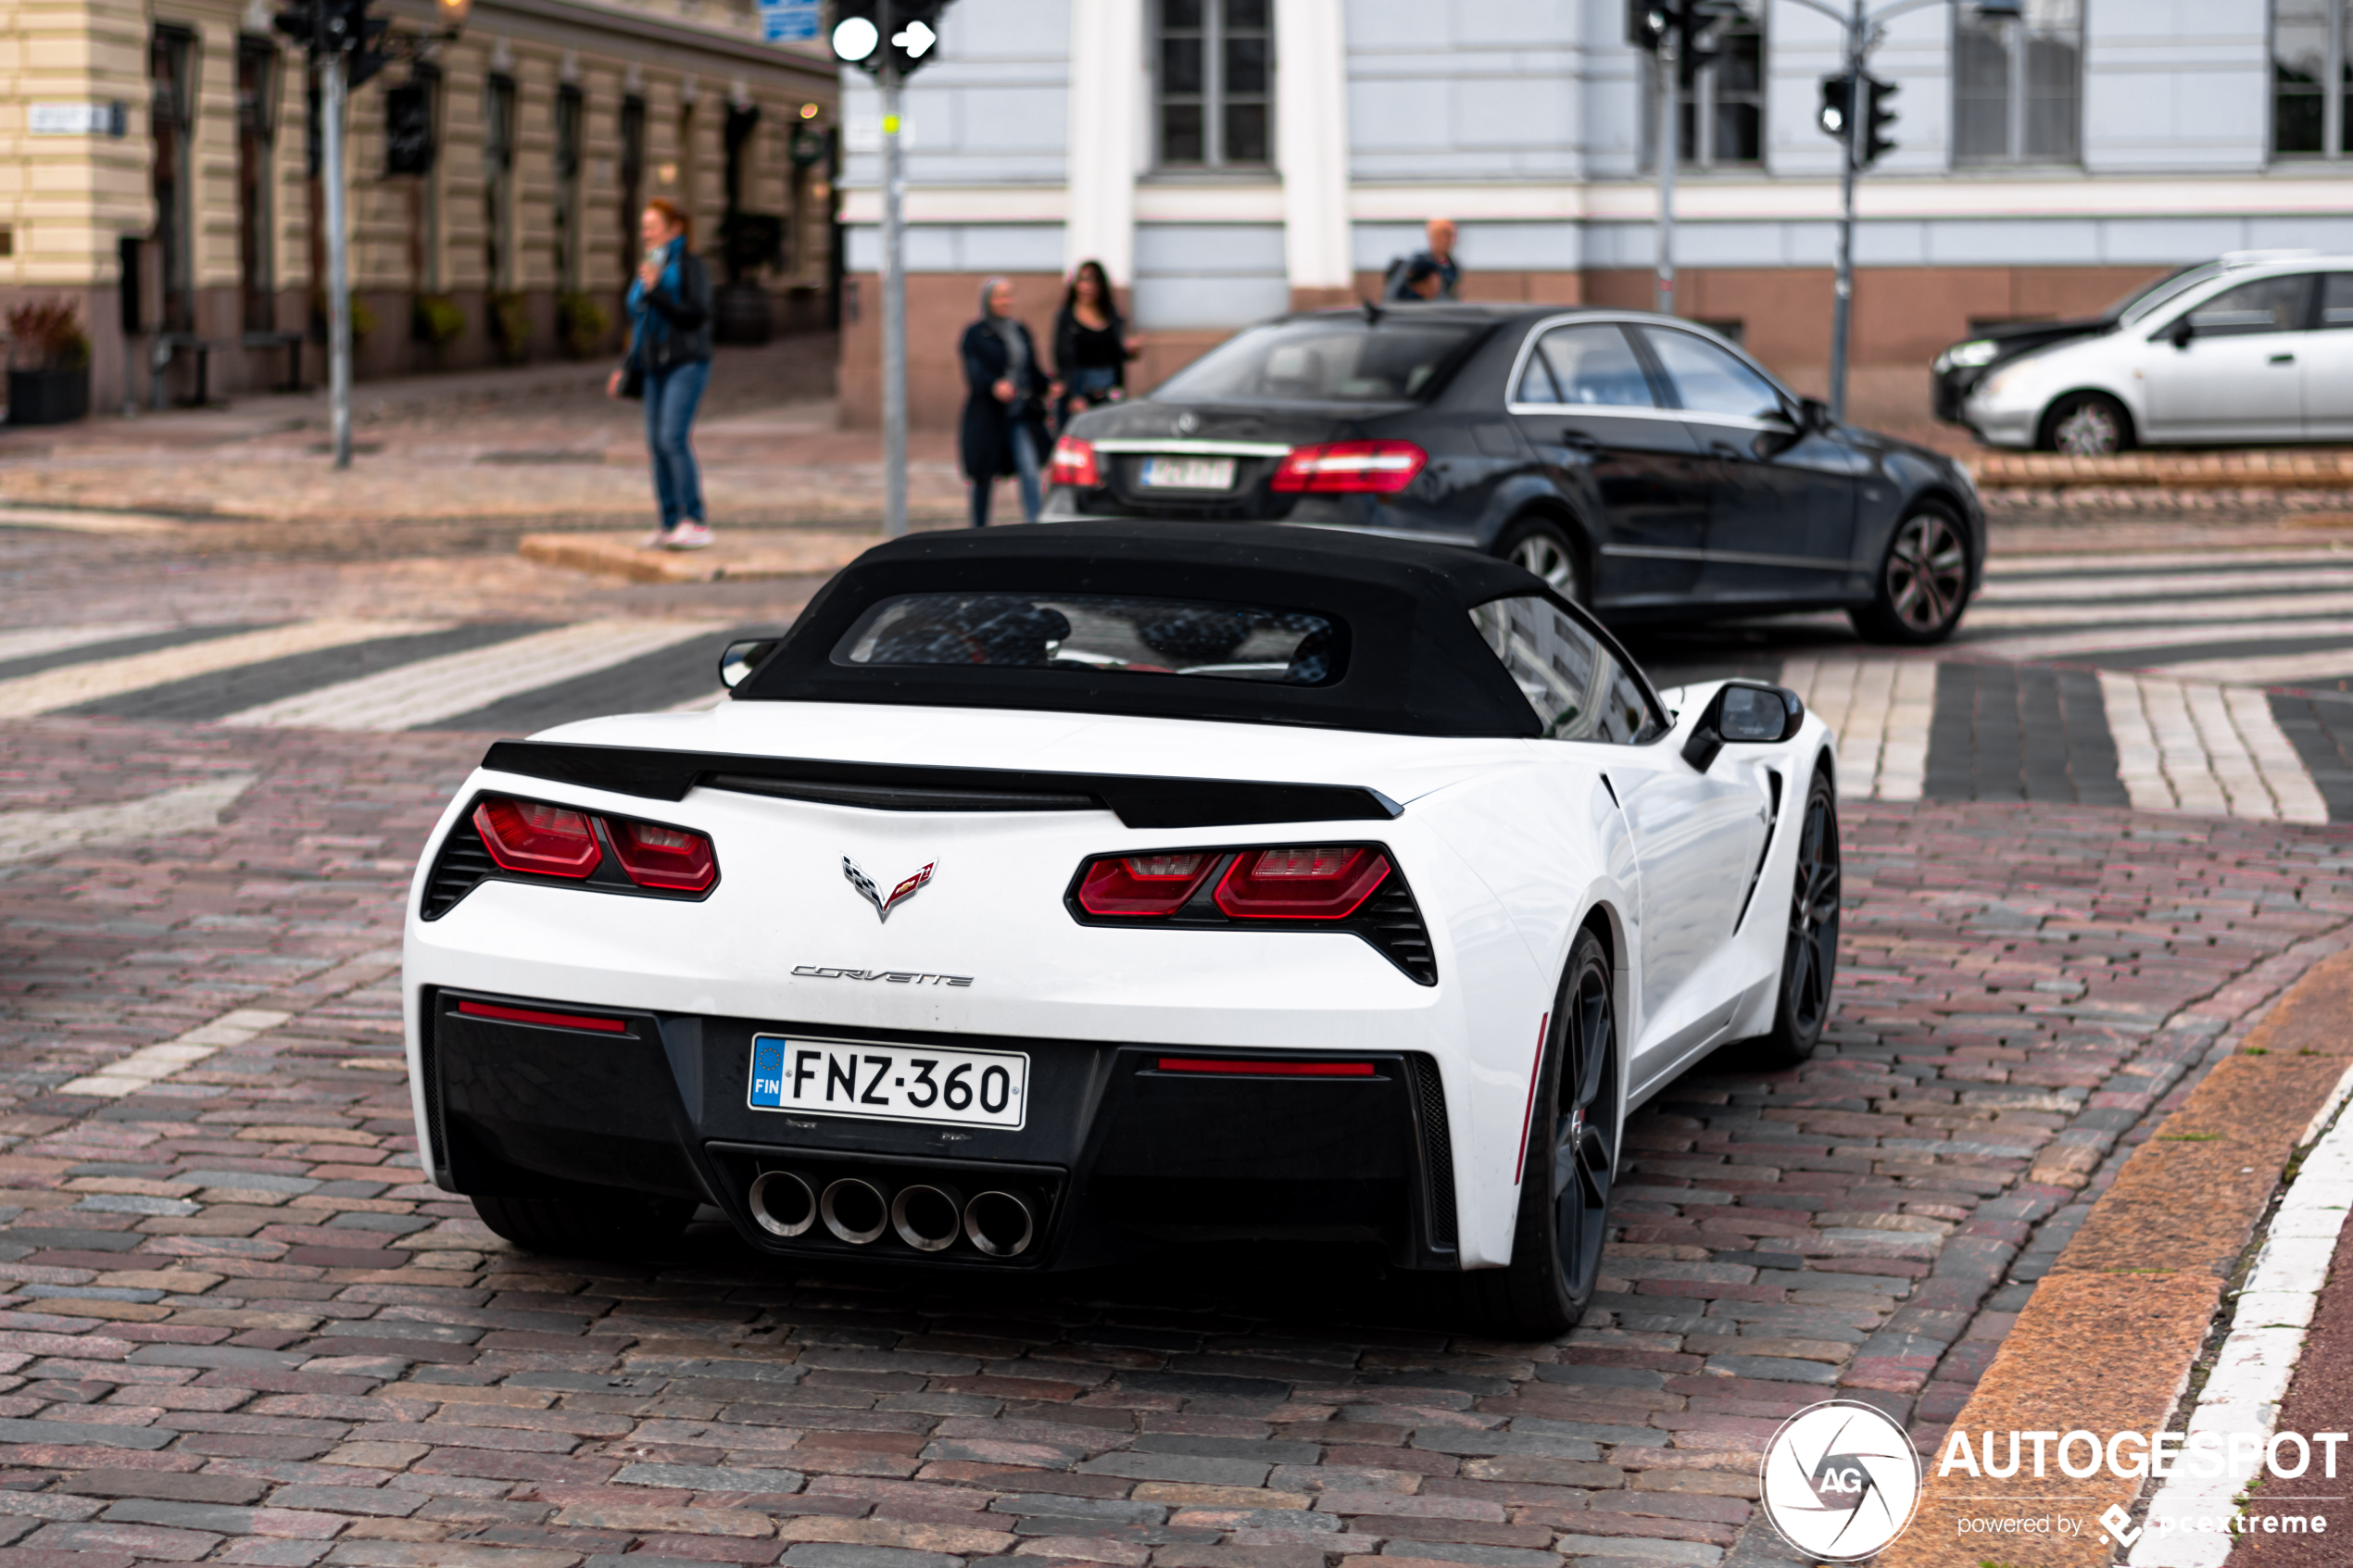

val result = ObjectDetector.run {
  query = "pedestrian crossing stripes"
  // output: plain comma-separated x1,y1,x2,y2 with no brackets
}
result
10,553,2353,826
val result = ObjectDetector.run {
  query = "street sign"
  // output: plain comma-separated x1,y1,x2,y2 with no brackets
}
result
28,102,128,136
759,0,820,44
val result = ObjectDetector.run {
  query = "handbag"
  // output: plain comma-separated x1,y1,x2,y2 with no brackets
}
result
618,323,644,400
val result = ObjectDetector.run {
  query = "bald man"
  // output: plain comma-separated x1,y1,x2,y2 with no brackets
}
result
1385,218,1461,302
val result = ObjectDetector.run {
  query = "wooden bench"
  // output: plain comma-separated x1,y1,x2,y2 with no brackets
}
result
149,332,213,409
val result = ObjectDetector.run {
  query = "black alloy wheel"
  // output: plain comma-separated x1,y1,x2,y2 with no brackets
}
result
1466,928,1619,1339
473,1183,696,1260
1747,767,1841,1068
1495,516,1584,603
1850,503,1971,645
2040,390,2133,456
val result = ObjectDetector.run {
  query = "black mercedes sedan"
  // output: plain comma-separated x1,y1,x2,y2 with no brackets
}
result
1043,304,1985,645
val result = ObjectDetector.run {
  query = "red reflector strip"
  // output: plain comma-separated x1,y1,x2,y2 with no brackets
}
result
1154,1057,1376,1077
456,1000,629,1034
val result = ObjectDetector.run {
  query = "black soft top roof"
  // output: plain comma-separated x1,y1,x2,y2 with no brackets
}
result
733,521,1631,739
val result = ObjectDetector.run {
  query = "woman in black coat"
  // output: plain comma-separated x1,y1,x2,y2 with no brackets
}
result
960,278,1054,527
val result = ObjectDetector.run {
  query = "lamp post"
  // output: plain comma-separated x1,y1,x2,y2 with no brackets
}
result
1778,0,2018,420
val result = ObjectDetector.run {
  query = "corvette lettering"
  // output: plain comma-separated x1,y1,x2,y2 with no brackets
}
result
794,965,973,986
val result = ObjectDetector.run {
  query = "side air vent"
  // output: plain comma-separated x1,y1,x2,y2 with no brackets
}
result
1356,878,1438,985
421,816,497,920
1407,1054,1458,1250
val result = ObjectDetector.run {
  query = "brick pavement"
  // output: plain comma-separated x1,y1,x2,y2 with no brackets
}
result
6,714,2353,1566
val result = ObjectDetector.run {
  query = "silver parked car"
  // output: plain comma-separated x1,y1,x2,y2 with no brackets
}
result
1959,251,2353,454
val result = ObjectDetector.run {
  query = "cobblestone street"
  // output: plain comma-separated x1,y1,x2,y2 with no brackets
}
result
4,702,2352,1567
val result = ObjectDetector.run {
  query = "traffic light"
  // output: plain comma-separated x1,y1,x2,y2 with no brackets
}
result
273,0,387,83
271,0,318,48
1626,0,1668,52
1863,75,1898,166
831,1,952,80
1818,73,1852,139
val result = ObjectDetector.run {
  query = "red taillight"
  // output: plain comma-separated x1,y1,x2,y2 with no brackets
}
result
1048,434,1101,489
1214,846,1390,921
457,999,629,1034
1077,851,1214,916
1269,441,1428,495
610,819,719,893
1155,1058,1377,1076
474,798,601,879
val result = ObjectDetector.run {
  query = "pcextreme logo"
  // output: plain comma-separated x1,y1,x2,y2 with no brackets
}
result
1758,1399,1923,1562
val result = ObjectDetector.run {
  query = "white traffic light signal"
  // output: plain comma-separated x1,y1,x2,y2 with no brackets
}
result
832,15,879,61
892,18,937,58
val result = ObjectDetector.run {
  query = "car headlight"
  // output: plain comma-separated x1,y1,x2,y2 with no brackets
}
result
1945,339,1998,370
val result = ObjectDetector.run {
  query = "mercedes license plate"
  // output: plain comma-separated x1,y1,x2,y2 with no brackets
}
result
1139,456,1236,491
749,1035,1029,1130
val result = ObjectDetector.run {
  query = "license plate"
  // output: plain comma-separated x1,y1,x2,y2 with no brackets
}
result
1139,456,1237,491
749,1035,1029,1130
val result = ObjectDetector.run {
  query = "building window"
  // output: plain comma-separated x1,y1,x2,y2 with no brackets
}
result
619,94,647,289
149,25,199,335
1646,6,1763,169
483,74,517,290
1954,0,2082,165
1155,0,1270,169
2274,0,2349,157
235,38,279,333
554,85,584,291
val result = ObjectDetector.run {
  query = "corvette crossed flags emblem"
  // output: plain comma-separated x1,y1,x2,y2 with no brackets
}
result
843,857,936,923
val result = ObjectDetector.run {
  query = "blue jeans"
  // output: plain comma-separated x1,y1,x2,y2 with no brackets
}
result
644,359,710,530
969,423,1042,527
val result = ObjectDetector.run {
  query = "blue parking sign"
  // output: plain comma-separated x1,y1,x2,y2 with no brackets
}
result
760,0,820,44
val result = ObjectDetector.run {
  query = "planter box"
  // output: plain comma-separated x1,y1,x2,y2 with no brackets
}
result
7,366,90,425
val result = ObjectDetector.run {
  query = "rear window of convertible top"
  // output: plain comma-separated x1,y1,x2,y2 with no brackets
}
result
833,593,1343,684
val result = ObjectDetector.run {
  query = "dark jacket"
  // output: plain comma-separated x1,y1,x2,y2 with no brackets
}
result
1052,304,1128,391
959,319,1051,483
627,248,713,373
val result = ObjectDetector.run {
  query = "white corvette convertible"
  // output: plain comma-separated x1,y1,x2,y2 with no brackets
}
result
403,522,1839,1336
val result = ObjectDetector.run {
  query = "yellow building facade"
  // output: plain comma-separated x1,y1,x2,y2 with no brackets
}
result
2,0,837,413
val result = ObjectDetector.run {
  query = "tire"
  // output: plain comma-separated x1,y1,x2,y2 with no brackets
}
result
2038,391,2133,456
1848,501,1971,646
1743,767,1842,1069
1461,929,1620,1340
1493,516,1585,603
472,1182,696,1261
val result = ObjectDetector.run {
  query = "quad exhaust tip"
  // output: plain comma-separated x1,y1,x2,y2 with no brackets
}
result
820,1176,891,1244
964,1189,1036,1258
748,1170,816,1237
890,1183,965,1252
749,1170,1036,1257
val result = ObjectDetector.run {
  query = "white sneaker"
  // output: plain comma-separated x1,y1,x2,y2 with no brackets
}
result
664,522,715,550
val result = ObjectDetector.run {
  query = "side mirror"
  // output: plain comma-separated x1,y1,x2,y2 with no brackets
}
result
1798,395,1831,432
1681,682,1805,772
2169,318,2195,351
719,638,779,690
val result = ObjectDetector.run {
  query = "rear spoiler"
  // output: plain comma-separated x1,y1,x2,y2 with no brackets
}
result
479,741,1403,831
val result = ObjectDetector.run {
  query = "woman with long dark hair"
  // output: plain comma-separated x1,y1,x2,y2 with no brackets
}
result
608,197,714,549
1051,259,1143,433
959,278,1052,527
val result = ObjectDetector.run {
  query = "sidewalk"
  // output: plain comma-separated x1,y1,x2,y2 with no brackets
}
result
0,337,969,538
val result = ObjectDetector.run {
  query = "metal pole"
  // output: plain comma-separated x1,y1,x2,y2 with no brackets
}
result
879,2,909,539
322,49,353,470
1655,34,1678,318
1827,4,1861,421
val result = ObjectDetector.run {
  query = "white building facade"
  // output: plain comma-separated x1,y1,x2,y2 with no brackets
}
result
837,0,2353,432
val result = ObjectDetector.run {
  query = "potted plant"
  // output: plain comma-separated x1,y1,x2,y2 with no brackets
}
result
6,298,93,425
715,212,785,345
411,294,468,363
488,290,531,364
557,291,610,358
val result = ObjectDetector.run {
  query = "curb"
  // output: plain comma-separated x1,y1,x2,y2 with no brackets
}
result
1874,944,2353,1568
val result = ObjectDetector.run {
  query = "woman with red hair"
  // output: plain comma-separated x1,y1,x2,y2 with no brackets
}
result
609,198,715,549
